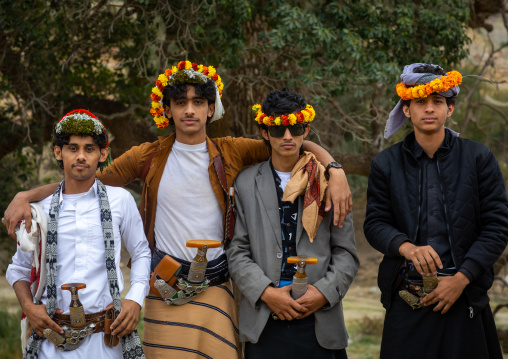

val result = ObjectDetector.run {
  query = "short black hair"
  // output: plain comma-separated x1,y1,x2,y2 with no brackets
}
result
401,64,456,108
52,123,109,169
162,80,216,125
258,88,308,147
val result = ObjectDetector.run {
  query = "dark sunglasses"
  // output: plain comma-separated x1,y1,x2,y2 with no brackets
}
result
267,124,307,138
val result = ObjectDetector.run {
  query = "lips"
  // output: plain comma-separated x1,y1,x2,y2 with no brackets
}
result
72,163,89,170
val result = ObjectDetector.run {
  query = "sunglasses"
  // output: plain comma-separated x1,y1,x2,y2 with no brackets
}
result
267,124,307,138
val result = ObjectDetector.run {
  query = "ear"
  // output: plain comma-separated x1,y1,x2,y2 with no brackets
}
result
99,147,109,163
54,146,63,161
402,104,411,118
303,125,311,139
164,105,172,119
260,128,270,141
208,103,215,118
446,103,455,118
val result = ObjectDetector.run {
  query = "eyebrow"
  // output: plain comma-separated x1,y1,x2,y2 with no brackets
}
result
67,143,97,146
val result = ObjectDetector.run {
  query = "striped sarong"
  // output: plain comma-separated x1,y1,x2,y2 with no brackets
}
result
143,281,240,359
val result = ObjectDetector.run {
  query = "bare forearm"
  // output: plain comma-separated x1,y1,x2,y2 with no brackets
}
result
13,280,34,311
302,140,334,165
18,183,58,202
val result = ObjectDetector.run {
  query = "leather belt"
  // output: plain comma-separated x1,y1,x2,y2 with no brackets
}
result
153,248,230,286
53,310,107,334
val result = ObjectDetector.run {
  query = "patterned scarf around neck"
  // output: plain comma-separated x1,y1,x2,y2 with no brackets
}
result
282,152,328,242
23,179,145,359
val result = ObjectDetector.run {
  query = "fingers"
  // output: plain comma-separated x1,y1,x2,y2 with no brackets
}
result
324,188,332,213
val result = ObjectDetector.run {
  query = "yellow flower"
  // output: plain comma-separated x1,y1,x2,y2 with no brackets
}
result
208,66,216,76
263,116,271,126
152,87,163,98
252,104,261,111
288,113,297,125
184,61,192,70
172,66,177,73
152,101,161,109
158,74,168,86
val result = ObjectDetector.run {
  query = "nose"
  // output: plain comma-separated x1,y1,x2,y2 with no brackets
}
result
424,100,435,113
76,148,86,161
184,102,195,116
282,128,293,140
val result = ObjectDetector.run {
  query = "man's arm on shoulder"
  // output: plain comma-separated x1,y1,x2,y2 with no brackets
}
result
97,141,158,186
4,183,57,238
302,141,352,227
229,137,353,227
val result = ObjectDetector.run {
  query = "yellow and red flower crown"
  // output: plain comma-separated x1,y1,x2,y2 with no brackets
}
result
150,61,224,129
252,103,316,127
396,71,462,101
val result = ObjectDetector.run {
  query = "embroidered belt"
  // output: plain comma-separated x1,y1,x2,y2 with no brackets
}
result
151,248,229,305
44,308,119,351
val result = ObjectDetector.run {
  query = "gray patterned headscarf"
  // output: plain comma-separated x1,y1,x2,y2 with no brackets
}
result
384,63,461,139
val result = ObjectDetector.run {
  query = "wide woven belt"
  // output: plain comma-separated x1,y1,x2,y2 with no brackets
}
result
44,308,118,351
150,248,229,305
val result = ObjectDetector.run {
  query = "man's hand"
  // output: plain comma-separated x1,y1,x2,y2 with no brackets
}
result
399,242,443,276
420,272,470,314
295,285,328,319
4,192,32,239
109,300,141,338
260,285,307,321
324,168,352,228
23,303,63,338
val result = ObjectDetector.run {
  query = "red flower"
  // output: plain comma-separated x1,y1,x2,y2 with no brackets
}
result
151,93,161,102
165,69,172,77
203,67,209,75
156,80,164,91
296,112,304,123
192,62,198,71
281,115,289,126
60,109,97,122
177,61,186,70
212,73,218,81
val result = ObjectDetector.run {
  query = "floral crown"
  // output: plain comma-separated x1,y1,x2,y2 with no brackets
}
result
396,71,462,100
150,60,224,129
252,103,316,127
55,109,112,170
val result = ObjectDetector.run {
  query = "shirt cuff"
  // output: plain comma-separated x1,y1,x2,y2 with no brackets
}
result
389,234,410,257
459,259,483,282
125,282,149,308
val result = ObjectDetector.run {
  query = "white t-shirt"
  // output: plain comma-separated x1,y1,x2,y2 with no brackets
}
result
274,169,291,192
154,140,224,261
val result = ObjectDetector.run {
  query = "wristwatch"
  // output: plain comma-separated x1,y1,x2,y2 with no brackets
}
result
325,161,343,179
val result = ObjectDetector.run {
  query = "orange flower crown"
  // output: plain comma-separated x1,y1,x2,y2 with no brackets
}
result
396,71,462,101
150,61,224,129
252,103,316,127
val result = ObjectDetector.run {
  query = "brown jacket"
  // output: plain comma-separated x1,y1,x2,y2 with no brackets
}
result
97,133,270,251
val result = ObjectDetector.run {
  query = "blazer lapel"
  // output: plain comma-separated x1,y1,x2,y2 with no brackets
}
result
255,161,283,250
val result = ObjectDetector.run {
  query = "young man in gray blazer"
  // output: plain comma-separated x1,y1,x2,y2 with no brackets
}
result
226,88,359,359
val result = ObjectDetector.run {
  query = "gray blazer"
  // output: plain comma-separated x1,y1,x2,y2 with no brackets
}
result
226,160,359,349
